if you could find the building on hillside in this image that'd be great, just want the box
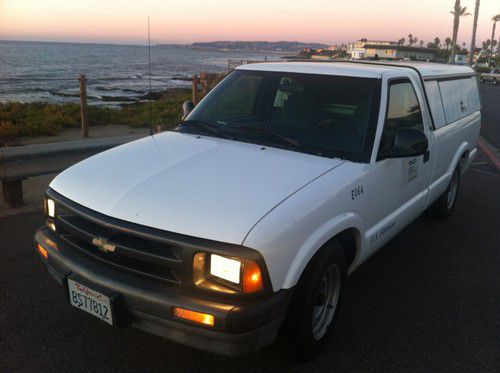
[363,44,437,61]
[347,40,396,59]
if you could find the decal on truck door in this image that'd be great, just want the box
[351,185,364,200]
[401,157,418,187]
[370,221,396,244]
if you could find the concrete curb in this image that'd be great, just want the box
[478,136,500,170]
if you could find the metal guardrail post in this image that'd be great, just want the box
[2,180,23,208]
[192,75,199,104]
[79,74,89,138]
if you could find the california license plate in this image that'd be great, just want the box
[68,279,113,325]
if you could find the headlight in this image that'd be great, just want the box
[210,254,241,284]
[44,197,56,231]
[193,253,264,294]
[45,198,55,218]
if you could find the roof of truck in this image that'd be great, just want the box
[236,61,475,80]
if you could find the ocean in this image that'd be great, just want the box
[0,40,283,107]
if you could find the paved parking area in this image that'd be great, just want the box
[1,152,499,372]
[479,83,500,149]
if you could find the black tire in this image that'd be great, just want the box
[432,166,460,219]
[280,242,346,361]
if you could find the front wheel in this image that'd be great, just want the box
[280,242,346,360]
[432,166,460,219]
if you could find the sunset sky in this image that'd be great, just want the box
[0,0,498,46]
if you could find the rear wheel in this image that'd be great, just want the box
[432,166,460,219]
[281,242,346,361]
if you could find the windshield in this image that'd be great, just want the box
[181,70,381,162]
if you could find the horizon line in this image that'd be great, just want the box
[0,38,341,47]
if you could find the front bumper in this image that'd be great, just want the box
[35,227,293,356]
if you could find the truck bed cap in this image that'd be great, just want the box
[236,61,475,80]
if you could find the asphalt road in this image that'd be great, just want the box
[1,159,498,372]
[1,92,499,372]
[479,82,500,149]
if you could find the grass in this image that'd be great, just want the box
[0,88,191,138]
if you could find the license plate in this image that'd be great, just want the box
[68,279,113,325]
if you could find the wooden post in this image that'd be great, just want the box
[192,75,199,104]
[2,180,23,208]
[79,74,89,138]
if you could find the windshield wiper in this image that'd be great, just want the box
[228,126,321,156]
[175,120,229,138]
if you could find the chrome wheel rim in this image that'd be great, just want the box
[312,264,341,340]
[447,172,458,209]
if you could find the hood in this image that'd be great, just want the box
[50,132,343,244]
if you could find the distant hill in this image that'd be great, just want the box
[188,41,328,52]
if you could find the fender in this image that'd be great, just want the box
[428,141,470,204]
[281,211,363,289]
[448,142,470,175]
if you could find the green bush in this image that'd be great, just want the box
[0,88,191,138]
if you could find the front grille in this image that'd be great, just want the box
[54,203,183,285]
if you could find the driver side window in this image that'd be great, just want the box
[379,80,423,153]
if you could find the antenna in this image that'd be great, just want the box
[148,16,153,135]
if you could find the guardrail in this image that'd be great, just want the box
[0,135,145,208]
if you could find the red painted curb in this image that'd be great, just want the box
[478,137,500,170]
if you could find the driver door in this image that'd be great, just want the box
[363,78,433,254]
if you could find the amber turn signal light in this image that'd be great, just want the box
[243,260,263,293]
[173,307,214,327]
[37,243,48,260]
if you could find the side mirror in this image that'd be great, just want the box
[381,128,428,159]
[182,101,195,120]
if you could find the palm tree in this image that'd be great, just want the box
[434,37,441,49]
[408,34,414,46]
[489,15,500,67]
[469,0,480,66]
[482,39,491,52]
[450,0,471,63]
[444,37,452,59]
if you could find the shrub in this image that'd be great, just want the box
[0,88,190,138]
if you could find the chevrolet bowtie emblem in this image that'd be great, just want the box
[91,237,116,253]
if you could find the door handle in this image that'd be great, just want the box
[423,150,430,163]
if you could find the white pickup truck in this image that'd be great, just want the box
[35,61,480,360]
